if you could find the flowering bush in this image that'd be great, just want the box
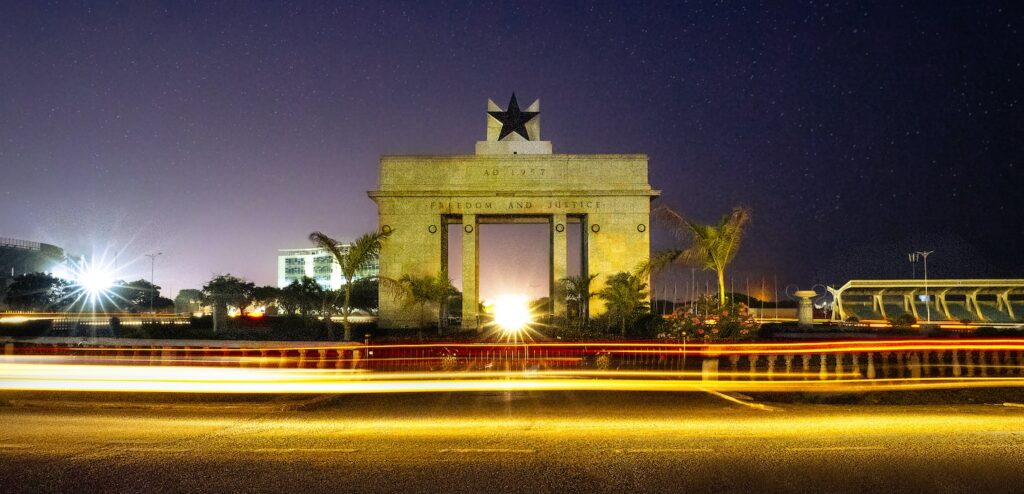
[662,294,759,341]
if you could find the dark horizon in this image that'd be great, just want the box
[2,1,1021,297]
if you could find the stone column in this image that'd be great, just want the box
[701,358,719,381]
[551,214,568,317]
[461,214,480,331]
[795,290,816,328]
[909,353,921,380]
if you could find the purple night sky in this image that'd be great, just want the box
[1,1,1021,299]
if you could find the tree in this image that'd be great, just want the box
[278,282,301,316]
[280,277,322,322]
[348,278,379,314]
[308,229,403,340]
[320,287,347,339]
[175,288,204,314]
[400,270,456,334]
[251,285,282,314]
[117,279,161,311]
[597,272,650,337]
[151,295,175,312]
[557,274,598,320]
[3,273,69,311]
[646,205,752,306]
[201,274,255,329]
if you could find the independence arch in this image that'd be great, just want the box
[369,95,659,330]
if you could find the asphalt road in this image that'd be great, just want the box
[2,391,1024,493]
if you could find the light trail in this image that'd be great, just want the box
[2,358,1024,394]
[23,337,1024,355]
[4,339,1023,395]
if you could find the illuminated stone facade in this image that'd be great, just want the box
[369,96,658,329]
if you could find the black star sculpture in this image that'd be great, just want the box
[488,93,538,140]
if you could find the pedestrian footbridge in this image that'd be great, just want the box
[828,279,1024,326]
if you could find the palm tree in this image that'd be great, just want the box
[597,272,649,336]
[645,205,752,306]
[308,229,401,341]
[400,270,456,335]
[556,274,598,320]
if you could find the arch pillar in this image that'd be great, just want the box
[462,214,480,331]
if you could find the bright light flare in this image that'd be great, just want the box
[77,263,114,302]
[492,294,532,333]
[64,255,124,309]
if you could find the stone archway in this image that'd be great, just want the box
[369,95,659,330]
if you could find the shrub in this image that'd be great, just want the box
[662,294,759,341]
[888,313,917,329]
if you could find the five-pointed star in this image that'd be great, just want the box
[488,93,538,140]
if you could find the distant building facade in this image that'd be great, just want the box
[1,237,72,287]
[276,245,379,290]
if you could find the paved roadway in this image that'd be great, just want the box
[2,391,1024,493]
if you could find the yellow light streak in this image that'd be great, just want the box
[52,339,1024,356]
[0,316,32,324]
[2,359,1023,394]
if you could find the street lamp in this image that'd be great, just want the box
[910,251,934,323]
[146,252,163,312]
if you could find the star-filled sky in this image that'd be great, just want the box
[2,1,1022,299]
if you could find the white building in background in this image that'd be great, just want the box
[276,245,379,290]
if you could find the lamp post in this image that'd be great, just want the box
[146,252,163,312]
[681,331,688,375]
[911,251,934,323]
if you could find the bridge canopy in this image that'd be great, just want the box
[828,279,1024,326]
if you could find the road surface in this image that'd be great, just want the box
[2,391,1024,493]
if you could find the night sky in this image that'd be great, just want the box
[2,1,1022,299]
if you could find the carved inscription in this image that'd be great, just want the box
[429,199,601,212]
[482,166,549,177]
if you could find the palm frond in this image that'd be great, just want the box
[636,249,683,277]
[308,231,349,269]
[714,206,752,267]
[651,205,694,244]
[377,275,409,303]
